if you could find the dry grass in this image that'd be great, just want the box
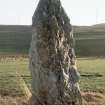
[82,92,105,105]
[0,57,105,105]
[0,96,28,105]
[1,92,105,105]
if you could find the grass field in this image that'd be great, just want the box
[77,57,105,92]
[0,24,105,104]
[0,57,31,96]
[0,24,105,56]
[0,57,105,96]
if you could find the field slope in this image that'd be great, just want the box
[0,24,105,56]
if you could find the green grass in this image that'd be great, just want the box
[77,57,105,92]
[75,39,105,56]
[0,25,31,54]
[0,32,31,53]
[0,25,105,56]
[0,58,31,96]
[0,57,105,96]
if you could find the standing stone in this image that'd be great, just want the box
[29,0,82,105]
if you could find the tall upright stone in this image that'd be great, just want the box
[29,0,82,105]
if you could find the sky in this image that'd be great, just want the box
[0,0,105,26]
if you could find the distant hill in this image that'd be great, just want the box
[73,23,105,33]
[0,25,31,54]
[92,23,105,28]
[0,25,31,33]
[0,23,105,56]
[73,23,105,56]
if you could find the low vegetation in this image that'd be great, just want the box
[0,57,105,96]
[0,24,105,56]
[0,57,105,105]
[0,24,105,104]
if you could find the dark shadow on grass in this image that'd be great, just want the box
[81,73,103,77]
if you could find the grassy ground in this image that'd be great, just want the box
[77,57,105,92]
[0,57,105,96]
[0,57,105,105]
[0,25,105,56]
[0,57,31,96]
[1,25,105,104]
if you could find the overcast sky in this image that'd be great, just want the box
[0,0,105,26]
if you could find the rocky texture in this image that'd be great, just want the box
[29,0,82,105]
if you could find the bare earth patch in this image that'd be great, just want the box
[0,96,28,105]
[82,92,105,105]
[1,92,105,105]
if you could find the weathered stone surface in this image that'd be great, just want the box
[29,0,82,105]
